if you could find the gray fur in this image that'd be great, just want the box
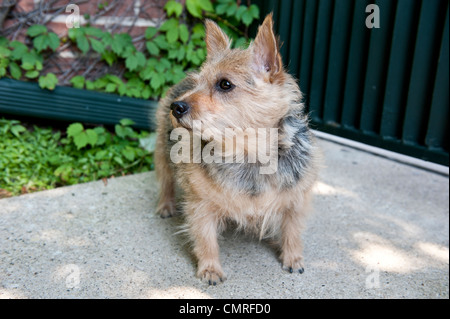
[199,108,313,196]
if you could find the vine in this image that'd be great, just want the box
[0,0,260,100]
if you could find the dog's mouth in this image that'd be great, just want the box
[170,112,192,130]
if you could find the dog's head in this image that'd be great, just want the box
[169,14,301,137]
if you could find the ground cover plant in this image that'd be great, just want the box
[0,118,155,198]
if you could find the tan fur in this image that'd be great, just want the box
[154,14,319,284]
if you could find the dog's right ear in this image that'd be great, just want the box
[205,19,231,57]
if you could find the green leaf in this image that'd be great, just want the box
[115,124,126,138]
[25,70,39,79]
[164,0,183,17]
[20,52,37,70]
[9,62,21,80]
[166,27,179,44]
[235,5,247,20]
[9,41,28,60]
[73,132,88,149]
[125,54,138,71]
[105,83,116,93]
[179,24,189,44]
[153,35,169,50]
[76,33,90,53]
[140,64,155,81]
[27,25,48,37]
[101,50,116,65]
[142,85,151,99]
[121,146,135,161]
[95,150,108,160]
[176,46,186,61]
[111,33,133,57]
[84,27,104,38]
[85,80,95,90]
[67,27,79,41]
[70,75,85,89]
[186,0,202,18]
[150,72,165,90]
[146,41,160,56]
[89,38,105,53]
[67,123,84,137]
[145,26,158,40]
[105,74,122,85]
[226,2,238,16]
[160,18,178,32]
[242,10,254,26]
[215,3,228,15]
[94,77,108,89]
[48,32,60,51]
[11,125,26,138]
[135,51,146,68]
[113,156,124,166]
[38,73,58,90]
[0,66,6,77]
[101,32,113,47]
[191,23,205,39]
[0,46,11,58]
[118,83,127,96]
[33,34,49,52]
[120,119,135,126]
[249,4,260,18]
[199,0,213,12]
[85,129,98,147]
[233,37,248,49]
[54,164,73,180]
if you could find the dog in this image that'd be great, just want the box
[154,13,319,285]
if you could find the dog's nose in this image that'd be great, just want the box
[170,101,190,119]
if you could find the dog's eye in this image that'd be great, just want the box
[217,79,234,92]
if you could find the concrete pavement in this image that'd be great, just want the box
[0,138,448,298]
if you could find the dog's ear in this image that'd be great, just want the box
[205,19,231,57]
[251,13,284,80]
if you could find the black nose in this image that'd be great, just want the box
[170,101,190,119]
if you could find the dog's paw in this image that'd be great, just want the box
[282,257,305,274]
[157,202,178,219]
[197,268,227,286]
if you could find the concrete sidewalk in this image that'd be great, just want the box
[0,139,448,299]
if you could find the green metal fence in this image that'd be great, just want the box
[254,0,449,166]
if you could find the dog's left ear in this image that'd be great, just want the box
[205,19,231,57]
[251,13,283,80]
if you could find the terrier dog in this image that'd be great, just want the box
[155,14,319,285]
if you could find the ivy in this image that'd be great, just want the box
[27,24,60,52]
[38,73,58,90]
[1,24,57,90]
[0,0,261,99]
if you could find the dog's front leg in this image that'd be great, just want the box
[279,192,311,274]
[186,205,226,285]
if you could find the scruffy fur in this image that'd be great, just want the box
[155,14,319,285]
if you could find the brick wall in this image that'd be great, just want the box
[3,0,167,38]
[1,0,168,84]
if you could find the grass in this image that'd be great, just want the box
[0,118,155,198]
